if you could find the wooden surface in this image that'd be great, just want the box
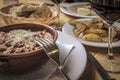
[85,46,120,80]
[48,2,120,80]
[0,0,120,80]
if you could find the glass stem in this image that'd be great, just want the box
[58,4,61,29]
[55,3,61,30]
[107,24,114,60]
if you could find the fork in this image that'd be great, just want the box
[34,38,69,80]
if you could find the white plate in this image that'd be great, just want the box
[0,31,87,80]
[60,2,98,18]
[62,19,120,48]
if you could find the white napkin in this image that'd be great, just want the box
[56,41,74,66]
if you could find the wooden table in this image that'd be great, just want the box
[0,0,120,80]
[59,8,120,80]
[49,2,120,80]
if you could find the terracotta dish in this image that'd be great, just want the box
[0,23,58,73]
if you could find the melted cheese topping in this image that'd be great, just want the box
[0,29,53,54]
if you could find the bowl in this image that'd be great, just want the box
[0,23,58,73]
[0,3,58,25]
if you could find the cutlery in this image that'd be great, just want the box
[35,38,74,80]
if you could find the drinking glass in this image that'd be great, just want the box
[113,19,120,31]
[105,19,120,73]
[89,0,120,73]
[52,0,66,30]
[42,0,66,30]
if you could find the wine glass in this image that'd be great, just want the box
[43,0,66,30]
[89,0,120,73]
[113,19,120,31]
[52,0,66,30]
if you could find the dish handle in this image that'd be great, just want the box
[0,57,9,65]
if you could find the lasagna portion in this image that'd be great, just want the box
[0,29,53,54]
